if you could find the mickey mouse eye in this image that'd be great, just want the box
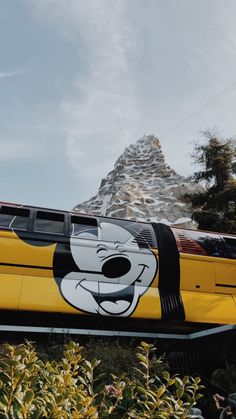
[116,244,126,253]
[96,247,108,254]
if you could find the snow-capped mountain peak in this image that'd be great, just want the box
[73,135,200,226]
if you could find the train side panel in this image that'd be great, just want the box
[0,202,235,329]
[173,228,236,325]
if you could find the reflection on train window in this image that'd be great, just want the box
[99,219,134,244]
[35,211,64,235]
[0,206,30,230]
[224,237,236,259]
[185,230,228,258]
[71,216,98,239]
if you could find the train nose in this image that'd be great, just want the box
[102,257,131,278]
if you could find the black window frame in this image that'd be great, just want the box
[33,210,67,236]
[0,205,31,231]
[70,214,98,240]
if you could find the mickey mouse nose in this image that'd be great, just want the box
[102,257,131,278]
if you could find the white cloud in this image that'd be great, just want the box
[31,0,236,200]
[217,1,236,50]
[0,138,40,161]
[32,0,142,182]
[0,71,20,80]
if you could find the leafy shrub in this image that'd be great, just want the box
[83,338,137,378]
[0,340,204,418]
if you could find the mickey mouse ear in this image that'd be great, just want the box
[73,232,97,240]
[100,222,132,243]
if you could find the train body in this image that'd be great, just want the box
[0,202,235,328]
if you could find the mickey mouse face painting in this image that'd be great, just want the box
[59,221,158,317]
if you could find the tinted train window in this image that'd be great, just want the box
[0,206,29,230]
[35,211,64,235]
[224,237,236,259]
[185,230,229,258]
[71,216,98,239]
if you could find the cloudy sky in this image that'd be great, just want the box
[1,0,236,210]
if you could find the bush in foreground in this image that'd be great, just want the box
[0,340,204,418]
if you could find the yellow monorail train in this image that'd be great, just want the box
[0,202,235,327]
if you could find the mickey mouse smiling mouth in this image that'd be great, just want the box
[77,263,149,316]
[59,222,158,317]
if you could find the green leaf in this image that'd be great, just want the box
[136,354,148,364]
[156,386,166,398]
[12,396,23,411]
[0,394,9,407]
[162,371,170,381]
[0,372,10,384]
[167,378,176,386]
[24,389,34,404]
[145,391,156,404]
[194,376,201,384]
[85,371,92,382]
[176,386,184,399]
[195,393,204,400]
[84,360,92,369]
[182,375,189,385]
[77,376,87,386]
[175,377,183,387]
[91,358,100,368]
[0,362,9,370]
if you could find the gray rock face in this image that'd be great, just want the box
[74,135,200,225]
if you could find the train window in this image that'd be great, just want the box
[71,215,98,239]
[35,211,64,235]
[224,237,236,259]
[0,206,29,230]
[185,230,229,258]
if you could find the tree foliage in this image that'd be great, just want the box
[185,131,236,233]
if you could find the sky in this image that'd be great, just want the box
[1,0,236,211]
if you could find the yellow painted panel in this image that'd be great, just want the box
[180,255,215,292]
[0,231,56,267]
[182,290,236,324]
[179,253,216,262]
[233,296,236,306]
[0,274,22,309]
[214,259,236,293]
[0,265,52,278]
[151,249,159,288]
[132,287,161,319]
[20,274,81,314]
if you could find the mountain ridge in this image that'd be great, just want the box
[74,135,200,227]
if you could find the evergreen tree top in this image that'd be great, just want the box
[185,131,236,234]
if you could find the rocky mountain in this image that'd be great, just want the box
[73,135,201,226]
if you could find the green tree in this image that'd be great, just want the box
[185,131,236,234]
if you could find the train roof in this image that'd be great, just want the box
[0,201,235,237]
